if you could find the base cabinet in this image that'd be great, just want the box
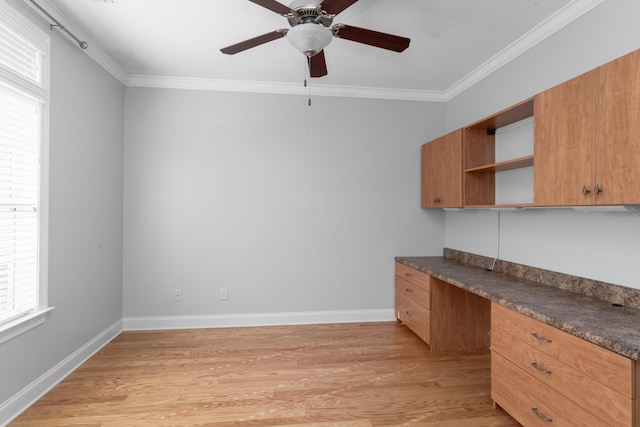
[491,302,637,427]
[395,262,431,344]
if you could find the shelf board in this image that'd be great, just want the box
[467,98,534,130]
[465,155,534,173]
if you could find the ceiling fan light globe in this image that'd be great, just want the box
[287,23,332,57]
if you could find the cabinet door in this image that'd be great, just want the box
[534,71,596,206]
[421,130,463,208]
[595,49,640,205]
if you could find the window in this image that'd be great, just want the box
[0,2,50,344]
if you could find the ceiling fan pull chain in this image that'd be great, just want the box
[303,55,308,88]
[307,56,312,106]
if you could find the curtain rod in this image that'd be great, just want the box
[26,0,88,49]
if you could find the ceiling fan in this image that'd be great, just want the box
[220,0,411,78]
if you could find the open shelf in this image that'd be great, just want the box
[465,155,534,173]
[464,99,535,207]
[467,99,534,130]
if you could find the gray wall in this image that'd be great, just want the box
[444,0,640,288]
[123,89,445,320]
[0,0,124,409]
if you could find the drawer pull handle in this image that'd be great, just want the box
[405,273,413,278]
[531,362,552,374]
[405,288,413,293]
[531,333,552,343]
[532,408,553,422]
[404,310,413,317]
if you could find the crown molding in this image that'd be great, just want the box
[22,0,127,84]
[443,0,605,101]
[125,74,445,102]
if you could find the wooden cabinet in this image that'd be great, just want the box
[421,130,463,208]
[395,262,431,343]
[491,302,637,427]
[535,49,640,206]
[395,262,490,351]
[534,70,596,206]
[418,48,640,209]
[595,49,640,205]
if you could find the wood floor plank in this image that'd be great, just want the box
[10,322,519,427]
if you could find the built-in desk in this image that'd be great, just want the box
[396,255,640,359]
[395,254,640,427]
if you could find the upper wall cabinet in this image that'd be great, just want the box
[534,70,595,206]
[421,129,463,208]
[535,49,640,206]
[595,49,640,205]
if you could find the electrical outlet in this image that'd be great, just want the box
[220,288,228,300]
[174,289,183,302]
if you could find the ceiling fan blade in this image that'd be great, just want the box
[249,0,292,15]
[309,50,328,78]
[333,24,410,52]
[220,30,288,55]
[321,0,359,15]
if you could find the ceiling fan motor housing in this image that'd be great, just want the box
[286,3,334,28]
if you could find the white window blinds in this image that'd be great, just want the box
[0,87,40,324]
[0,3,47,327]
[0,22,41,85]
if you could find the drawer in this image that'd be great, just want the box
[492,352,609,427]
[492,302,633,398]
[492,326,633,427]
[396,289,430,344]
[395,276,430,309]
[395,262,430,291]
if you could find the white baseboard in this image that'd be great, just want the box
[124,309,396,331]
[0,319,123,427]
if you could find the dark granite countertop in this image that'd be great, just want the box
[396,256,640,360]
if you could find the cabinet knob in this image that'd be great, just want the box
[582,185,591,198]
[532,408,553,422]
[594,183,603,198]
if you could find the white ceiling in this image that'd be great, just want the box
[43,0,599,100]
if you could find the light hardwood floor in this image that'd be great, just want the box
[11,322,519,426]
